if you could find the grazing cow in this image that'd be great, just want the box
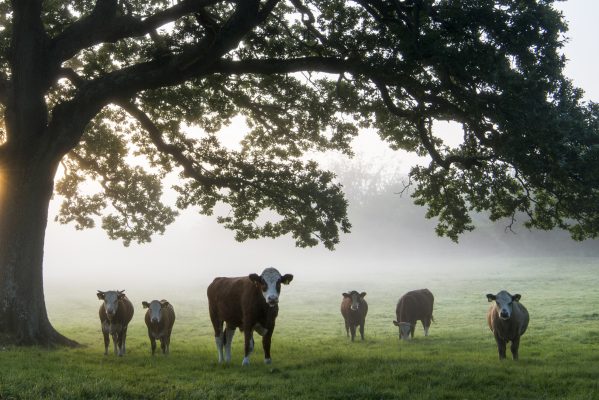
[207,267,293,366]
[340,291,368,341]
[393,288,434,340]
[487,290,529,360]
[97,290,134,356]
[142,299,176,355]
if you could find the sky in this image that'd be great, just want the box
[42,1,599,292]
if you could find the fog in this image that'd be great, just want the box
[43,1,599,296]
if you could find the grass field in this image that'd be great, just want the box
[1,257,599,399]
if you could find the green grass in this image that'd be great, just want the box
[2,257,599,399]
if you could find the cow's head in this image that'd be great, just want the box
[249,267,293,307]
[487,290,521,320]
[97,290,126,321]
[142,300,170,324]
[342,291,366,311]
[392,320,412,340]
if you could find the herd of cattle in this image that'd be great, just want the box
[97,267,530,365]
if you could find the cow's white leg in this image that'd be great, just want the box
[424,326,430,336]
[215,335,224,363]
[249,335,254,354]
[224,328,235,363]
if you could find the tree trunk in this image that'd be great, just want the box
[0,151,77,347]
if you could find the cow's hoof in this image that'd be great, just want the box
[242,357,250,366]
[264,358,272,365]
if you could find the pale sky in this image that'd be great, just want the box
[43,2,599,290]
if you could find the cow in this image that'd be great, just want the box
[340,291,368,341]
[142,299,176,355]
[97,290,134,356]
[392,288,434,340]
[207,267,293,366]
[486,290,529,360]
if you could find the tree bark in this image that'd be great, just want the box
[0,150,77,346]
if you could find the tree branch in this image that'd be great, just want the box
[50,0,223,64]
[115,99,219,187]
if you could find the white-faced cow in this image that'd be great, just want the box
[97,290,134,356]
[207,267,293,366]
[393,288,434,340]
[142,299,176,355]
[340,291,368,341]
[486,290,529,360]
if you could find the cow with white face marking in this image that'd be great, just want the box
[393,289,434,340]
[340,291,368,341]
[97,290,134,356]
[207,267,293,366]
[142,299,176,355]
[487,290,529,360]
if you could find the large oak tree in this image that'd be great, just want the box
[0,0,597,346]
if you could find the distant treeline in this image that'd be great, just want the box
[329,156,599,258]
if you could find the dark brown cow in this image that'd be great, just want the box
[97,290,134,356]
[207,267,293,366]
[340,291,368,341]
[142,299,176,355]
[487,290,529,360]
[393,288,434,340]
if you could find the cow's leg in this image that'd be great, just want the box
[112,332,118,355]
[423,318,431,336]
[349,324,356,342]
[344,319,350,338]
[149,330,157,355]
[224,325,235,363]
[102,324,110,355]
[209,307,225,363]
[510,337,520,360]
[165,331,172,354]
[359,321,365,341]
[121,326,128,355]
[242,328,254,366]
[410,322,416,339]
[263,330,274,364]
[495,336,507,360]
[160,337,167,354]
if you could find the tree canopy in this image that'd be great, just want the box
[1,0,597,248]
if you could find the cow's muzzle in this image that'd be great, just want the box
[499,311,510,320]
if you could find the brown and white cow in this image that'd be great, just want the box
[340,291,368,341]
[97,290,134,356]
[142,299,176,355]
[487,290,529,360]
[207,267,293,366]
[393,288,434,340]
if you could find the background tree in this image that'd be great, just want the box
[0,0,597,346]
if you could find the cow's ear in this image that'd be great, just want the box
[486,294,496,302]
[117,290,126,299]
[393,320,399,326]
[97,291,105,300]
[512,294,522,302]
[142,301,150,309]
[342,292,350,298]
[360,292,367,298]
[249,273,262,284]
[161,301,170,308]
[281,274,293,285]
